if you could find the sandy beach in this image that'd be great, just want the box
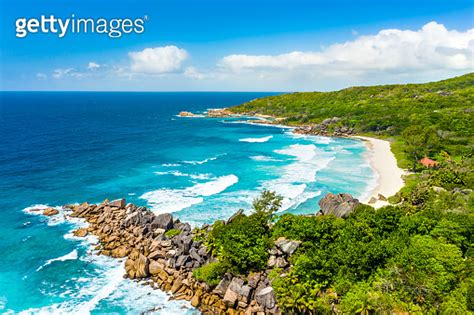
[353,136,405,208]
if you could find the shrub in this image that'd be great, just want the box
[164,228,181,238]
[192,261,227,287]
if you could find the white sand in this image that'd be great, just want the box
[353,136,405,208]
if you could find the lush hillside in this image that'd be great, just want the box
[231,73,474,169]
[188,74,474,313]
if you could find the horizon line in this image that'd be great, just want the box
[0,90,288,93]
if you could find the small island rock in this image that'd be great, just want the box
[43,207,59,216]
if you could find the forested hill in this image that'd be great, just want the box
[230,73,473,168]
[208,73,474,313]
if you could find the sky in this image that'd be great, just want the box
[0,0,473,91]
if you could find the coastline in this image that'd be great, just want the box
[179,110,406,207]
[353,136,405,208]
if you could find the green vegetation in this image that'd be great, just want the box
[193,74,473,313]
[231,73,474,169]
[164,228,181,238]
[192,261,227,287]
[205,191,280,274]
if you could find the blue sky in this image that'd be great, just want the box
[1,0,473,91]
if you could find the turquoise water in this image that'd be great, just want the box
[0,92,375,314]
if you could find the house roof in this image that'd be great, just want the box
[420,157,438,167]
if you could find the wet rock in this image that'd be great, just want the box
[73,228,88,237]
[125,254,150,279]
[178,111,197,117]
[43,207,59,216]
[191,290,202,307]
[111,246,129,258]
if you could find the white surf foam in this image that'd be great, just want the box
[155,170,213,180]
[239,135,273,143]
[261,144,334,211]
[175,114,205,118]
[183,153,226,165]
[141,174,239,214]
[73,261,125,314]
[23,204,68,226]
[36,250,78,272]
[162,163,182,167]
[21,205,194,315]
[250,155,281,162]
[226,120,294,129]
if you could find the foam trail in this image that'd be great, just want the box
[162,163,181,167]
[239,135,273,143]
[250,155,281,162]
[183,153,226,165]
[155,170,213,180]
[141,174,239,214]
[262,144,335,211]
[36,250,78,272]
[73,262,125,314]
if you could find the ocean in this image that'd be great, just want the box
[0,92,376,314]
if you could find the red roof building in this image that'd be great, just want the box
[420,157,439,168]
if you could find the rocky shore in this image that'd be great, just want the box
[179,109,355,138]
[293,117,355,137]
[37,193,359,314]
[178,109,237,118]
[58,199,290,314]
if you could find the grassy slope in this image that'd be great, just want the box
[230,73,474,168]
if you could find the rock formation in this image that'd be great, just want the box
[43,207,59,216]
[318,193,360,218]
[178,111,197,117]
[293,117,355,137]
[206,109,234,118]
[61,199,284,314]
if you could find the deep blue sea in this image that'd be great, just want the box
[0,92,375,314]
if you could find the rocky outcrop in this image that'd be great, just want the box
[73,228,88,237]
[58,200,280,314]
[318,193,360,218]
[43,207,59,216]
[178,111,197,117]
[206,109,234,118]
[294,117,355,137]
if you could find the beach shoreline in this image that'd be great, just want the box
[180,109,406,208]
[352,136,405,208]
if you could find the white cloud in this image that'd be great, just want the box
[52,68,74,79]
[218,22,474,76]
[52,68,86,79]
[36,73,47,80]
[184,67,206,80]
[87,62,100,70]
[129,46,188,74]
